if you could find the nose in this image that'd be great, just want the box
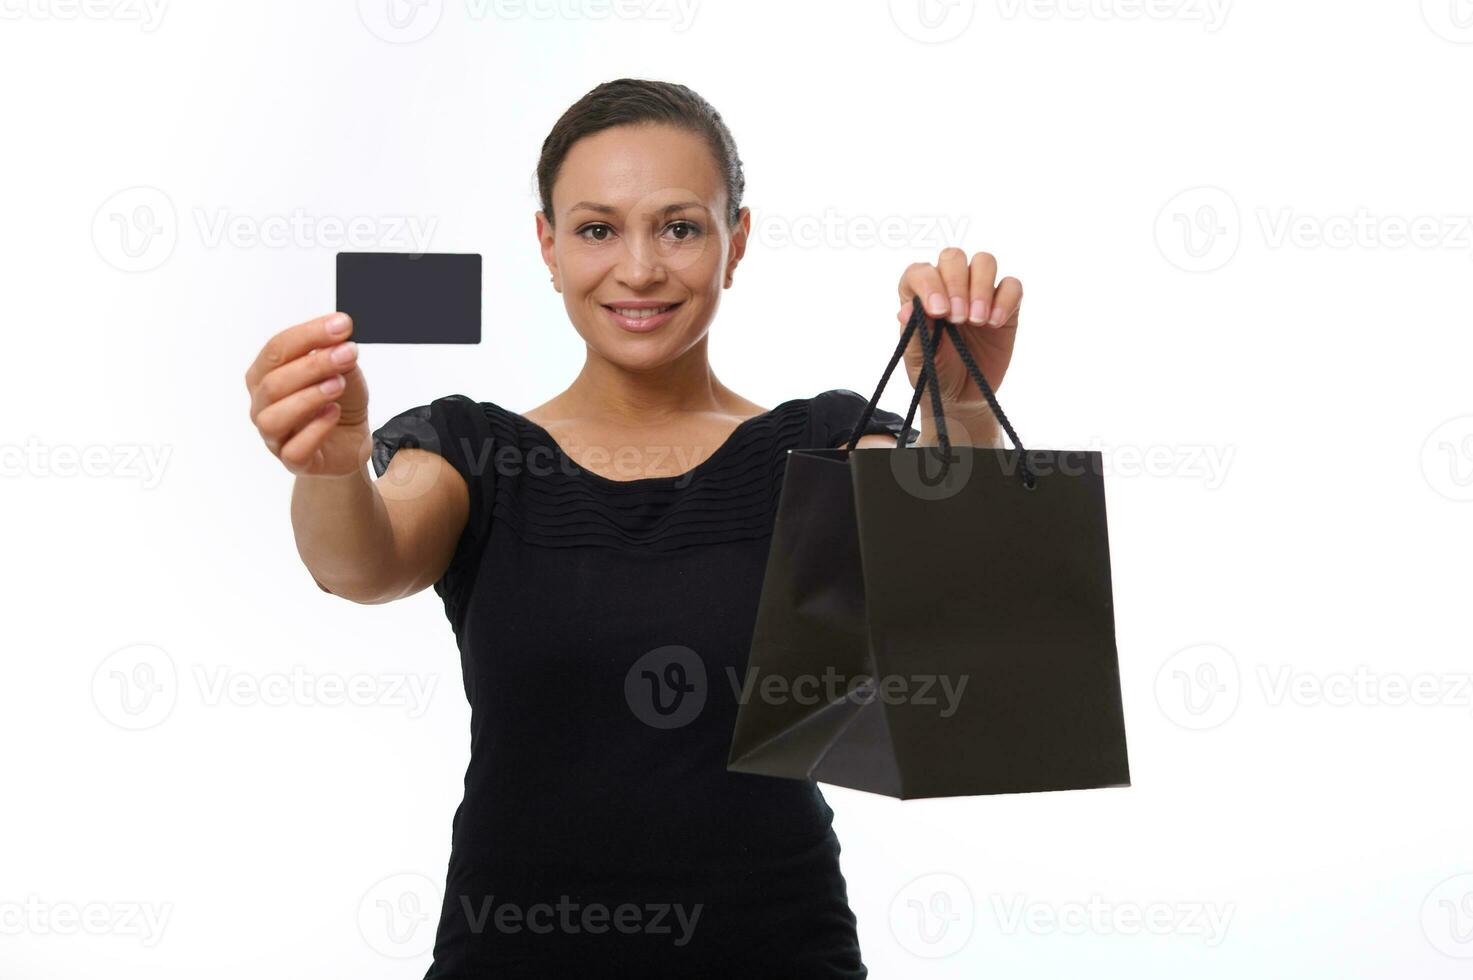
[614,231,669,290]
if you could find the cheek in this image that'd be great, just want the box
[680,245,728,290]
[556,237,614,279]
[559,253,601,290]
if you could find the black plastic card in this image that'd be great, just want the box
[335,252,481,344]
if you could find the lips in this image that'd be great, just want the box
[601,301,683,333]
[603,302,681,318]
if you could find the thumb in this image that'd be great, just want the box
[334,362,370,428]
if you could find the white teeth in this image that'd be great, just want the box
[612,306,672,319]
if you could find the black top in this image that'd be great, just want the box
[370,389,918,979]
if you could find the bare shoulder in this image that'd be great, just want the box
[730,394,769,420]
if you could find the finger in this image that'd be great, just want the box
[936,247,970,324]
[967,252,999,325]
[898,262,949,319]
[255,372,348,453]
[244,312,352,392]
[896,296,930,324]
[277,401,341,475]
[989,276,1023,328]
[251,340,358,417]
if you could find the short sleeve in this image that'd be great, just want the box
[370,393,496,604]
[813,388,921,449]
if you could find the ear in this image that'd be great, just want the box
[536,211,559,290]
[724,206,751,288]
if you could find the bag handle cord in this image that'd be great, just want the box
[845,295,1036,488]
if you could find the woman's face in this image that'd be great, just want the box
[538,123,749,370]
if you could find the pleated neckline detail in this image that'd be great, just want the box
[480,397,815,551]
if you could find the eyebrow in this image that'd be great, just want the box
[566,200,707,217]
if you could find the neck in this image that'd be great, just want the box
[554,335,739,426]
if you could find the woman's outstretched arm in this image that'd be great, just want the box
[246,311,468,604]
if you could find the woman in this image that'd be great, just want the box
[244,78,1022,978]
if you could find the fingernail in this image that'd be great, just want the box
[969,300,987,324]
[325,313,350,336]
[927,292,948,316]
[329,341,357,365]
[987,306,1006,327]
[319,375,344,394]
[949,296,966,324]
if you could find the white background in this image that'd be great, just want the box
[3,0,1472,977]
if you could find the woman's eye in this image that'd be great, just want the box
[575,220,700,243]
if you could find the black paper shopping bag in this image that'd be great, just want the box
[727,297,1130,799]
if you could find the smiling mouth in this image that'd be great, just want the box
[603,302,681,319]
